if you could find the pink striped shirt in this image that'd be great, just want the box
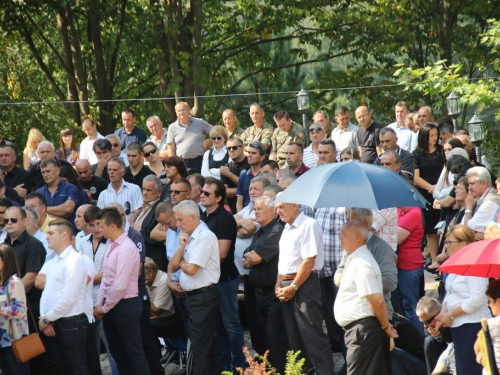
[97,231,140,313]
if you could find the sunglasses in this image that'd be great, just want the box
[3,218,19,224]
[201,190,213,197]
[420,313,438,325]
[227,146,242,151]
[144,149,157,157]
[171,190,189,195]
[309,127,323,133]
[211,136,223,141]
[112,143,120,148]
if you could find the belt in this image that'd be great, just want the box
[184,284,215,297]
[183,156,203,162]
[280,270,318,281]
[56,313,87,323]
[343,316,377,331]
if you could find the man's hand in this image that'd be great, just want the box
[42,323,56,337]
[427,184,436,194]
[465,193,478,211]
[475,232,485,241]
[383,324,398,339]
[94,306,106,320]
[276,286,297,302]
[97,153,111,169]
[179,232,189,248]
[168,280,185,298]
[220,166,230,177]
[14,184,27,198]
[85,189,93,202]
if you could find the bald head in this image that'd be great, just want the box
[75,159,93,182]
[75,204,92,232]
[339,220,369,253]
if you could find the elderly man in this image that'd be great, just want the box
[23,205,53,260]
[275,201,334,374]
[74,204,92,250]
[167,101,212,174]
[335,221,397,374]
[243,196,289,373]
[222,109,244,139]
[36,159,79,228]
[115,108,147,150]
[75,159,108,204]
[187,173,205,205]
[312,109,333,135]
[438,120,454,144]
[25,192,54,233]
[355,106,383,164]
[97,157,143,220]
[464,166,500,239]
[146,116,169,159]
[240,103,274,154]
[270,110,305,167]
[330,106,359,152]
[387,101,412,151]
[80,118,104,165]
[220,137,250,214]
[302,122,326,169]
[0,144,31,198]
[106,134,130,166]
[417,106,435,126]
[236,142,266,212]
[170,200,221,375]
[379,150,408,179]
[375,127,415,180]
[29,141,73,190]
[455,133,474,151]
[124,143,155,188]
[286,142,309,177]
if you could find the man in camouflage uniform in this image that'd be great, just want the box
[240,103,274,154]
[270,110,305,168]
[222,109,245,139]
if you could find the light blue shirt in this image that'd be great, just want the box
[166,227,182,281]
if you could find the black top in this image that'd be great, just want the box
[29,158,73,189]
[91,163,110,182]
[201,204,238,281]
[245,218,283,288]
[220,157,250,214]
[79,175,109,202]
[374,146,415,179]
[5,231,46,303]
[137,201,166,261]
[5,187,21,205]
[208,149,230,169]
[127,226,149,301]
[356,122,382,164]
[413,146,444,202]
[124,165,155,189]
[4,166,31,193]
[159,184,172,203]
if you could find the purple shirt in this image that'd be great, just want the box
[97,231,140,313]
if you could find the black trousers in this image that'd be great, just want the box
[86,323,102,375]
[140,298,164,375]
[344,316,392,375]
[183,156,203,175]
[185,285,220,375]
[424,335,448,374]
[281,274,334,375]
[255,287,290,374]
[243,275,266,355]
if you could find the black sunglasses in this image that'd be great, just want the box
[201,190,213,197]
[420,313,438,325]
[111,143,120,148]
[144,149,157,157]
[171,190,189,195]
[211,136,223,141]
[309,127,323,132]
[3,218,19,224]
[227,146,242,151]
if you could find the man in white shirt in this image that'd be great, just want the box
[302,122,326,169]
[274,201,333,375]
[80,118,104,165]
[387,101,413,152]
[330,106,359,152]
[37,219,90,374]
[75,204,92,251]
[334,221,397,374]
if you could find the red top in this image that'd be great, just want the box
[295,163,310,177]
[397,207,425,270]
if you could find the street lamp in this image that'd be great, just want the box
[446,90,461,130]
[296,88,310,146]
[468,112,485,161]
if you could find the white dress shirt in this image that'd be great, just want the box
[464,189,500,232]
[33,229,55,261]
[201,146,228,180]
[39,246,88,322]
[79,133,104,165]
[387,122,412,152]
[80,234,108,305]
[334,245,383,327]
[80,252,96,323]
[234,203,260,275]
[0,228,7,244]
[331,123,359,152]
[278,212,324,275]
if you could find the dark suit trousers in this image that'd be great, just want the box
[281,274,334,375]
[243,275,267,355]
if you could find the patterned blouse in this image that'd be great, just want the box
[0,275,29,347]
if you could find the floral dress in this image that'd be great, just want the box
[0,275,29,347]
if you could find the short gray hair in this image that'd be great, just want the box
[466,166,491,186]
[37,141,55,152]
[347,207,373,227]
[255,196,274,208]
[280,172,297,185]
[108,157,127,172]
[146,116,162,124]
[264,185,283,196]
[251,176,271,189]
[23,205,39,221]
[260,173,277,185]
[173,200,200,219]
[381,150,401,163]
[416,296,441,317]
[143,175,162,191]
[250,103,264,111]
[105,134,120,142]
[343,220,369,241]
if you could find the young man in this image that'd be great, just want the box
[124,143,155,188]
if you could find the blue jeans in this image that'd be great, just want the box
[0,346,30,375]
[397,267,424,335]
[215,277,246,371]
[52,313,89,375]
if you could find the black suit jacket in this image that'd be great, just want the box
[137,200,166,261]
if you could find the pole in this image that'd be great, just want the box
[302,112,309,146]
[475,145,482,164]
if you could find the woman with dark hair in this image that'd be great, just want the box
[0,244,30,375]
[413,123,444,270]
[160,156,188,201]
[142,141,165,179]
[59,165,90,206]
[56,128,79,166]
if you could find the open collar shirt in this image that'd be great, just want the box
[314,207,345,277]
[97,180,143,220]
[80,233,108,305]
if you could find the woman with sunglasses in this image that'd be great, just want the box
[201,125,229,180]
[160,156,189,201]
[0,244,30,375]
[142,141,166,180]
[437,225,491,375]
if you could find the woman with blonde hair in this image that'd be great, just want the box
[56,128,79,166]
[23,129,45,170]
[201,125,229,180]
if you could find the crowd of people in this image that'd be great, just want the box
[0,100,498,375]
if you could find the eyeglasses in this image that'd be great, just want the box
[112,143,120,148]
[211,136,223,141]
[3,218,19,224]
[309,127,323,133]
[144,149,157,157]
[227,146,242,151]
[201,190,213,197]
[444,240,461,246]
[171,190,189,195]
[420,313,438,325]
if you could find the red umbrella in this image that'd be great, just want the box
[439,238,500,278]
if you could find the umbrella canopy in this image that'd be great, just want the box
[439,238,500,278]
[274,162,428,210]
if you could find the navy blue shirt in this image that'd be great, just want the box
[127,225,149,301]
[114,126,147,150]
[236,169,259,208]
[36,180,79,230]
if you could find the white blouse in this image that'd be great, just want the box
[201,146,228,180]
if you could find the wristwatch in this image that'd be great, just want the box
[41,317,50,325]
[290,283,299,291]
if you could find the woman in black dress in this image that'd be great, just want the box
[413,123,444,270]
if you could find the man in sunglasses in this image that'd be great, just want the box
[106,134,130,167]
[303,122,326,169]
[270,110,305,168]
[124,143,155,189]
